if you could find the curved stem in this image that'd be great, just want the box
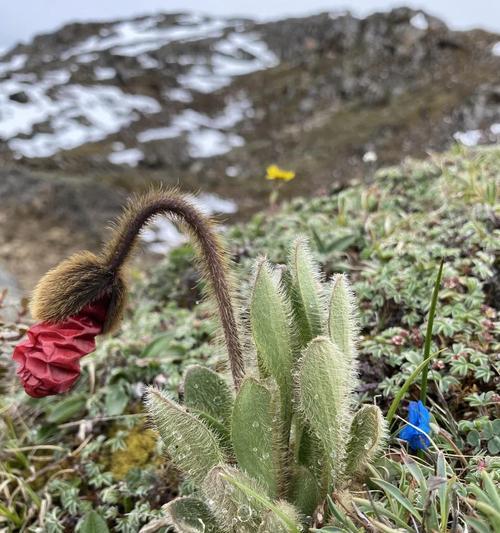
[102,190,244,389]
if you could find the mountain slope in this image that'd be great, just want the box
[1,7,500,287]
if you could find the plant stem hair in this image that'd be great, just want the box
[103,188,245,387]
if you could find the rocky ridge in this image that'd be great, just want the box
[1,7,500,288]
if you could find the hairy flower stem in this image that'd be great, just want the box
[103,189,245,389]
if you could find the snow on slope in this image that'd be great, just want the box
[137,97,252,157]
[0,13,278,160]
[5,83,160,158]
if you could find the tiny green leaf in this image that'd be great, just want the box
[79,511,110,533]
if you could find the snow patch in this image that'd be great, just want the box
[0,54,27,76]
[195,192,238,214]
[490,123,500,135]
[78,53,99,64]
[178,65,230,94]
[188,129,244,158]
[44,70,71,85]
[225,165,240,177]
[453,130,482,147]
[165,87,193,103]
[492,42,500,57]
[410,13,429,31]
[62,16,226,60]
[94,66,116,80]
[179,32,278,94]
[137,97,252,157]
[5,84,160,157]
[137,54,160,69]
[12,73,37,83]
[138,126,178,143]
[108,147,143,166]
[362,150,377,163]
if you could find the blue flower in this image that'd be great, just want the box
[399,400,431,451]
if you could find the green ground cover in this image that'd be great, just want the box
[1,145,498,532]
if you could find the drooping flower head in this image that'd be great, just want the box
[12,188,246,397]
[399,400,431,451]
[11,250,126,399]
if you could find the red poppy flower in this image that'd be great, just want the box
[12,299,108,398]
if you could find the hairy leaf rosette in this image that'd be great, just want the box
[12,299,108,398]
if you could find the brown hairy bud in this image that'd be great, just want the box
[30,251,126,334]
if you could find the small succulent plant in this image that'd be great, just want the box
[146,236,387,532]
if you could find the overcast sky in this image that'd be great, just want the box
[1,1,499,50]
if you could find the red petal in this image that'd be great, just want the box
[12,298,108,397]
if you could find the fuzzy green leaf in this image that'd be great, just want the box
[296,425,329,495]
[345,404,386,477]
[231,378,282,497]
[184,365,233,442]
[250,259,294,426]
[328,274,358,368]
[202,466,268,533]
[257,501,302,533]
[204,466,302,533]
[288,237,325,345]
[165,497,220,533]
[289,464,321,517]
[296,337,351,483]
[144,387,225,485]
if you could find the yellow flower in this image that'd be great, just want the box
[265,164,296,182]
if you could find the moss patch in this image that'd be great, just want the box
[110,427,158,480]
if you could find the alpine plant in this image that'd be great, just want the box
[12,189,387,531]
